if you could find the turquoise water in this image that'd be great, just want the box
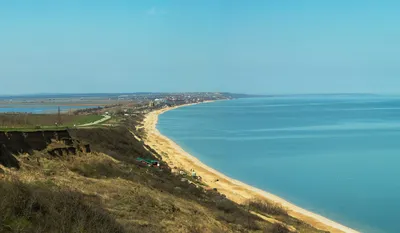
[158,96,400,233]
[0,105,100,113]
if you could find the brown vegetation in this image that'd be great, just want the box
[246,199,288,216]
[0,179,124,233]
[0,125,328,232]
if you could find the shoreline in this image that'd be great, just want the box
[142,101,358,233]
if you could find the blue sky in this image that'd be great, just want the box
[1,1,400,94]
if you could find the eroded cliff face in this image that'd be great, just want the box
[0,145,19,168]
[0,130,90,168]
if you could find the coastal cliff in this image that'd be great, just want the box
[0,125,328,233]
[0,130,90,169]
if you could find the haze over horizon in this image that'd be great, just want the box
[1,1,400,95]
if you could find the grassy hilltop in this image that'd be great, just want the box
[0,113,104,131]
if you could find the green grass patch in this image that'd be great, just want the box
[0,114,104,131]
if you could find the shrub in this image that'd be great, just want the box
[246,199,288,216]
[70,161,127,179]
[271,223,290,233]
[0,179,125,233]
[216,199,238,213]
[71,127,158,163]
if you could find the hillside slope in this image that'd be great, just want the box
[0,126,327,233]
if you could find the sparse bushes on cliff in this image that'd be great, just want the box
[71,127,157,163]
[0,124,327,233]
[271,223,291,233]
[70,161,129,179]
[0,179,124,233]
[246,199,288,216]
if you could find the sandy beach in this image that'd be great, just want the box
[142,102,359,233]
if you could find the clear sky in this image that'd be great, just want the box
[1,1,400,95]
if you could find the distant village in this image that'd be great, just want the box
[57,92,235,117]
[0,92,248,122]
[106,92,232,116]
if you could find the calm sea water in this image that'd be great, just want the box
[158,96,400,233]
[0,105,100,113]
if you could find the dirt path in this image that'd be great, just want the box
[79,115,111,127]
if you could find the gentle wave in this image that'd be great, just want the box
[173,132,400,141]
[228,122,400,133]
[327,107,400,111]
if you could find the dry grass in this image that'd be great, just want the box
[271,223,292,233]
[65,153,265,232]
[2,154,235,232]
[246,199,288,216]
[0,178,124,233]
[0,126,329,233]
[245,199,329,233]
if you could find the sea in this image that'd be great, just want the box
[157,95,400,233]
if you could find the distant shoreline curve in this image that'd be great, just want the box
[142,100,359,233]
